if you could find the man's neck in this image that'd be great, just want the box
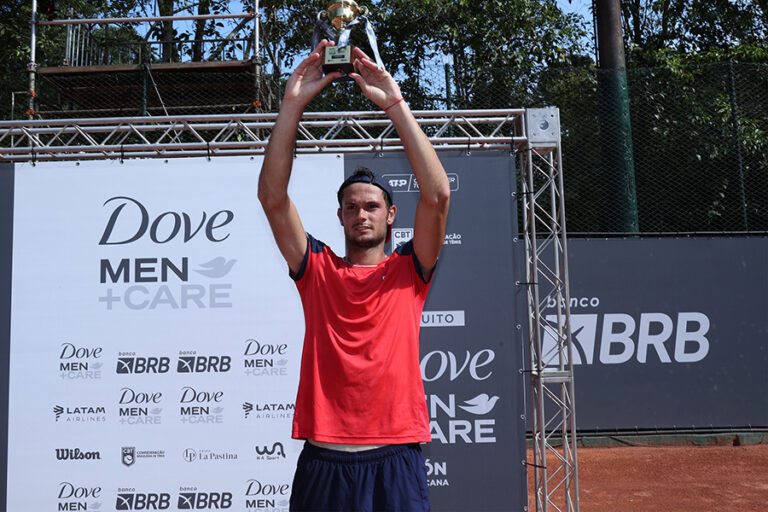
[345,245,387,266]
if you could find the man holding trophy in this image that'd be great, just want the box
[258,3,450,510]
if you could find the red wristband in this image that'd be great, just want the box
[383,97,405,112]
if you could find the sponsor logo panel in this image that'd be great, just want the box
[177,487,233,510]
[57,481,102,511]
[541,295,711,365]
[179,386,225,424]
[183,448,238,463]
[118,387,163,425]
[97,196,237,311]
[243,339,289,377]
[115,489,171,510]
[53,404,106,424]
[254,442,287,461]
[242,401,294,421]
[421,348,500,444]
[121,447,166,467]
[244,479,290,512]
[55,448,101,461]
[59,342,103,380]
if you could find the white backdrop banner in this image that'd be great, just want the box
[6,152,529,511]
[8,155,344,511]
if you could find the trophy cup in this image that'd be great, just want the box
[313,1,385,78]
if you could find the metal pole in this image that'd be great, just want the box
[595,0,639,232]
[727,60,749,231]
[28,0,39,119]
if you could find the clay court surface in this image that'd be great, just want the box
[528,444,768,511]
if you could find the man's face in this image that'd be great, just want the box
[337,182,396,249]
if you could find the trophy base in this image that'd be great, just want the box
[323,45,355,80]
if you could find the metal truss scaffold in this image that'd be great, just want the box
[0,109,525,162]
[520,109,580,512]
[0,107,579,512]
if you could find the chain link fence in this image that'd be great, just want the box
[10,21,768,234]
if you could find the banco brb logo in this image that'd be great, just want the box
[542,312,710,365]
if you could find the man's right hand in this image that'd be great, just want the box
[283,40,344,110]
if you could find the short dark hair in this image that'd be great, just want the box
[337,167,394,208]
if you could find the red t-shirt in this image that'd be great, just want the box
[291,234,432,444]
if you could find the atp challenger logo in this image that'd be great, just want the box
[542,296,711,365]
[243,339,288,377]
[59,342,103,380]
[384,173,459,193]
[97,196,236,311]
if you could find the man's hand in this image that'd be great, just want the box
[349,47,403,110]
[283,40,343,109]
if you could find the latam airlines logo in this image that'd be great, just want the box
[542,297,711,365]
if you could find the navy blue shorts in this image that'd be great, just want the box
[289,442,430,512]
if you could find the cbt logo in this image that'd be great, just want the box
[179,386,224,424]
[116,353,170,374]
[115,489,170,510]
[177,351,231,373]
[244,339,288,377]
[542,312,711,365]
[59,342,103,380]
[177,489,233,510]
[58,481,102,511]
[118,387,162,425]
[244,479,290,511]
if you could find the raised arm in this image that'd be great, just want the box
[258,41,342,274]
[349,48,451,279]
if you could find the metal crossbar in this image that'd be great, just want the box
[0,110,525,161]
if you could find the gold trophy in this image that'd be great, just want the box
[313,1,384,78]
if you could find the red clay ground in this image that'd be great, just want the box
[528,444,768,511]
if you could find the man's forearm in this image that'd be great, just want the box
[258,102,304,208]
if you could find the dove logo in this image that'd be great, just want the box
[118,387,163,425]
[179,387,224,424]
[427,393,499,444]
[58,482,102,510]
[99,196,233,245]
[541,312,711,366]
[244,479,290,510]
[177,492,232,509]
[115,492,171,510]
[421,349,494,382]
[59,342,103,380]
[244,340,289,377]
